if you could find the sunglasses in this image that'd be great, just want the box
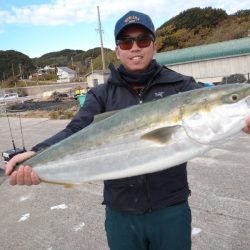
[116,34,155,50]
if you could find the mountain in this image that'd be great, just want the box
[1,7,250,82]
[0,50,35,81]
[32,47,113,74]
[156,7,250,51]
[0,47,114,82]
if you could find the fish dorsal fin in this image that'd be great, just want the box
[93,110,119,123]
[141,125,181,145]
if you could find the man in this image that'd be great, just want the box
[6,10,250,250]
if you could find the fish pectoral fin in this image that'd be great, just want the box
[141,125,181,145]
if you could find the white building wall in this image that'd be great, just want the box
[87,73,102,88]
[57,68,76,83]
[87,72,109,87]
[167,54,250,83]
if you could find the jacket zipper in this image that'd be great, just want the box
[130,90,153,211]
[140,66,163,100]
[124,66,164,105]
[138,92,143,104]
[145,175,152,212]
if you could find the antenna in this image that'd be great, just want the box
[5,110,16,151]
[18,112,26,151]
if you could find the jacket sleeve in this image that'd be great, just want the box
[179,75,202,92]
[31,85,107,152]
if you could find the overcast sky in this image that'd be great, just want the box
[0,0,250,58]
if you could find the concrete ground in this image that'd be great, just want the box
[0,117,249,250]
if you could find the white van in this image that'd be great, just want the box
[0,93,18,103]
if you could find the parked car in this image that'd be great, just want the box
[0,93,19,103]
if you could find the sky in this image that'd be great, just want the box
[0,0,250,58]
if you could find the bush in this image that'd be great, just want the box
[221,74,247,84]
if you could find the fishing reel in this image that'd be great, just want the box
[2,110,26,163]
[2,148,26,163]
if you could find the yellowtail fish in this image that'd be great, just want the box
[18,83,250,185]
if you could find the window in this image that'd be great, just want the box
[93,79,98,86]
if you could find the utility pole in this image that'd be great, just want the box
[97,6,106,71]
[90,58,94,74]
[19,63,22,80]
[12,64,15,78]
[12,63,17,89]
[90,58,94,86]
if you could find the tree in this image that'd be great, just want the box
[160,7,228,31]
[0,50,35,82]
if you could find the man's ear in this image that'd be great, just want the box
[115,46,120,60]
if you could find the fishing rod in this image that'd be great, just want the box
[2,109,26,163]
[18,112,26,152]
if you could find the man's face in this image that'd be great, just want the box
[115,25,157,73]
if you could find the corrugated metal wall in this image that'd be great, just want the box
[166,54,250,83]
[154,37,250,83]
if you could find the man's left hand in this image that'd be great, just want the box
[243,116,250,134]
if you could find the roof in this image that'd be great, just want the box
[57,66,76,74]
[85,69,110,77]
[154,37,250,65]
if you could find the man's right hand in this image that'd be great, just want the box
[5,151,41,186]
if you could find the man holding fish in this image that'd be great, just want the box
[5,10,250,250]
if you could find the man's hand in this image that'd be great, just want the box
[243,116,250,134]
[5,151,41,186]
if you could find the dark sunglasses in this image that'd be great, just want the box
[116,34,155,50]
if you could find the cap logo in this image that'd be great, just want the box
[124,15,140,24]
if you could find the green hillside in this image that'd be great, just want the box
[156,7,250,51]
[0,50,35,81]
[32,47,113,74]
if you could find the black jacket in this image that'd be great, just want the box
[32,62,200,213]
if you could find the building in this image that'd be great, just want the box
[57,67,77,83]
[154,37,250,83]
[44,65,55,72]
[29,65,56,79]
[86,70,110,87]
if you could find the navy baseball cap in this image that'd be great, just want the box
[114,10,155,40]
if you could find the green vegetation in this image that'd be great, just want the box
[31,47,113,71]
[1,7,250,87]
[0,50,35,83]
[221,74,250,84]
[48,109,77,119]
[156,7,250,51]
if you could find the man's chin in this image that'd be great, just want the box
[127,63,147,72]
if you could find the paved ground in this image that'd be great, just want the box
[0,117,249,250]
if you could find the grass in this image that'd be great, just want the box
[48,109,77,119]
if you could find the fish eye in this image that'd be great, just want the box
[231,94,238,101]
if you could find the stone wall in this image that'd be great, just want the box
[0,82,87,97]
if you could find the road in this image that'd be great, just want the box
[0,117,249,250]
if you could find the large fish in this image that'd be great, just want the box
[18,83,250,185]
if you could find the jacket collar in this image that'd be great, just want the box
[107,62,186,86]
